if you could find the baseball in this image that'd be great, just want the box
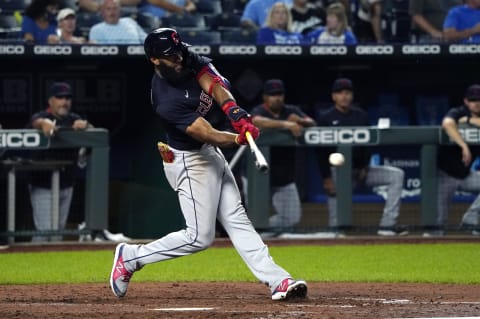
[329,153,345,166]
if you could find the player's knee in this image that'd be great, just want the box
[192,231,215,250]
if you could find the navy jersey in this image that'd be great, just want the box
[316,105,370,177]
[27,110,84,188]
[438,105,480,179]
[251,104,307,187]
[151,69,228,151]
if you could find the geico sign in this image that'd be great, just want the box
[219,45,257,55]
[81,46,119,55]
[190,46,211,55]
[310,45,347,55]
[355,45,394,55]
[402,45,440,54]
[449,45,480,54]
[127,45,145,55]
[0,45,25,55]
[34,45,72,55]
[459,128,480,143]
[265,45,302,55]
[0,132,41,148]
[304,129,371,144]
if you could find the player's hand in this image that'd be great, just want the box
[235,121,259,145]
[41,118,56,137]
[73,119,89,130]
[461,144,472,166]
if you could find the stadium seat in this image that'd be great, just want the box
[221,28,257,44]
[121,5,139,18]
[0,0,30,14]
[75,12,102,38]
[136,12,159,32]
[0,13,20,39]
[415,95,449,125]
[180,30,221,44]
[195,0,222,16]
[222,0,249,15]
[161,13,206,31]
[382,0,410,43]
[206,12,241,31]
[59,0,78,10]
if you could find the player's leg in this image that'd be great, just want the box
[216,160,306,299]
[365,165,404,228]
[29,186,52,242]
[51,187,74,241]
[270,183,301,228]
[434,170,458,233]
[458,171,480,228]
[327,167,338,227]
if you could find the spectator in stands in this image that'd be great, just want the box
[409,0,462,43]
[48,8,87,44]
[27,82,93,242]
[78,0,141,12]
[241,0,293,30]
[305,2,357,44]
[256,2,304,44]
[138,0,196,18]
[353,0,383,43]
[443,0,480,44]
[291,0,326,35]
[250,79,316,230]
[21,0,60,44]
[316,78,406,236]
[89,0,147,44]
[427,84,480,237]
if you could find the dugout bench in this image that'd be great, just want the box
[245,126,477,230]
[0,129,109,243]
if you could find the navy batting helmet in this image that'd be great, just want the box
[144,27,189,59]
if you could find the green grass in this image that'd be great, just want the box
[0,243,479,285]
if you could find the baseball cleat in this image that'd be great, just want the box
[271,278,307,301]
[377,226,409,236]
[110,243,134,297]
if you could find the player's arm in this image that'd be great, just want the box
[186,117,239,147]
[252,115,303,137]
[32,117,56,137]
[442,116,471,165]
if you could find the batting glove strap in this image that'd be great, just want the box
[235,122,259,145]
[221,100,249,122]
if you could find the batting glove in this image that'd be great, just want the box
[235,121,260,145]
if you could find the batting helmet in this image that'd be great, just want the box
[144,27,190,59]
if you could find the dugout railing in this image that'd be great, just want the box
[0,128,109,243]
[245,126,477,232]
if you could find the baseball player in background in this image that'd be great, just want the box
[429,84,480,236]
[109,28,307,301]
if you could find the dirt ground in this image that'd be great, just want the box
[1,237,479,319]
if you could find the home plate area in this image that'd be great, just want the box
[1,282,479,319]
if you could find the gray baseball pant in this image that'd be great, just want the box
[328,165,404,227]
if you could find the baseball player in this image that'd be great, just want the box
[429,84,480,236]
[109,28,307,301]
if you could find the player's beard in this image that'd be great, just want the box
[157,63,191,86]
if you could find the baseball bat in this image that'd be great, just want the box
[245,131,269,173]
[228,144,247,170]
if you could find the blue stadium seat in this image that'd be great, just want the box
[415,95,449,125]
[161,13,206,31]
[195,0,222,16]
[75,12,102,38]
[221,28,257,44]
[0,13,20,39]
[0,0,30,14]
[222,0,248,15]
[206,12,241,31]
[59,0,78,10]
[136,12,159,32]
[180,30,221,44]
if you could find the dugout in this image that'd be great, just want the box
[1,43,480,238]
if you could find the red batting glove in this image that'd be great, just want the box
[235,122,259,145]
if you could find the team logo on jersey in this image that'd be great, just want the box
[196,91,213,116]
